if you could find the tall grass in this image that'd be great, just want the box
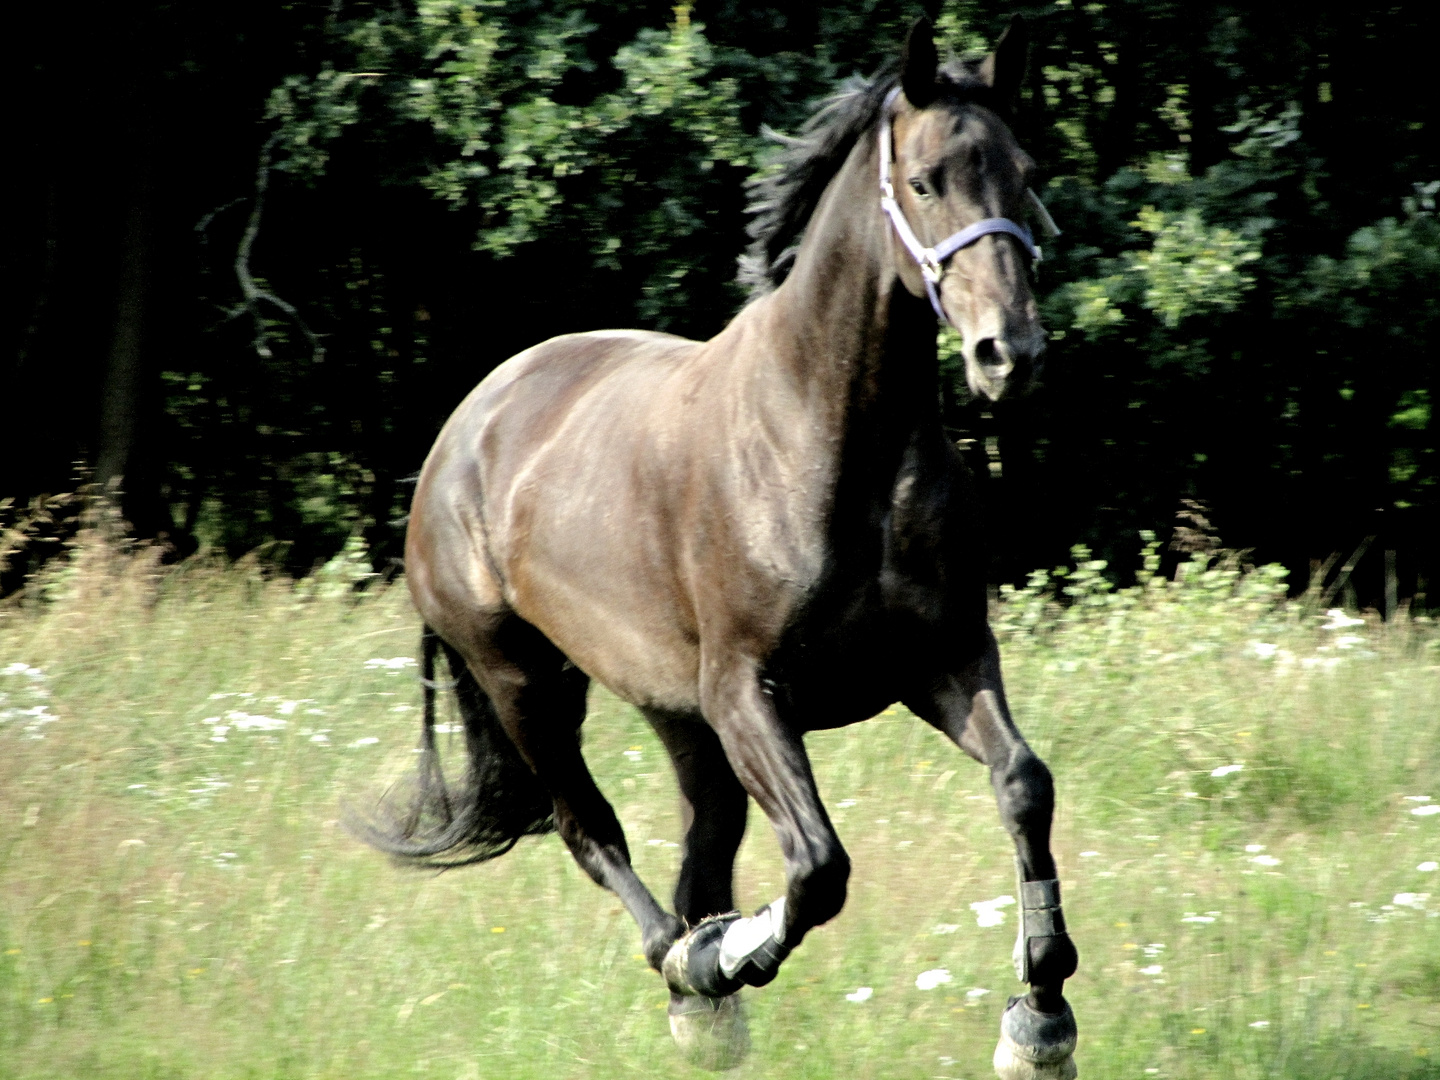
[1,532,1438,1079]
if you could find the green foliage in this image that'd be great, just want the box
[266,66,369,178]
[17,0,1431,591]
[1055,206,1262,337]
[1127,206,1262,327]
[267,4,750,283]
[993,532,1295,667]
[992,534,1440,834]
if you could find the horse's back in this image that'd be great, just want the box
[462,329,697,469]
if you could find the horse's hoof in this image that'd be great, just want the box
[668,991,750,1071]
[993,994,1078,1080]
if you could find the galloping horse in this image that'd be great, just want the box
[367,17,1079,1078]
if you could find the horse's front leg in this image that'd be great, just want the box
[907,630,1079,1080]
[662,659,849,1001]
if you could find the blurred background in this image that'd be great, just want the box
[3,0,1437,604]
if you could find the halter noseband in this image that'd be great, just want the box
[878,87,1058,325]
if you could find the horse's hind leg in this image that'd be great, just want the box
[449,615,684,968]
[648,712,752,1069]
[906,629,1078,1080]
[646,712,749,924]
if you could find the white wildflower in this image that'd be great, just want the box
[970,895,1015,927]
[1211,764,1243,778]
[1139,965,1163,976]
[349,737,379,748]
[932,923,960,935]
[915,968,952,990]
[364,657,416,672]
[1079,851,1100,858]
[1245,844,1266,853]
[1250,1020,1270,1029]
[1418,862,1438,873]
[225,711,286,731]
[1251,854,1282,867]
[1321,609,1364,629]
[966,987,991,999]
[845,987,873,1003]
[1414,806,1440,817]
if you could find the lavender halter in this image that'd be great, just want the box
[878,87,1058,324]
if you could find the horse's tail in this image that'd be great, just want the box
[347,626,555,867]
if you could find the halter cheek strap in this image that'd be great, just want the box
[878,87,1056,325]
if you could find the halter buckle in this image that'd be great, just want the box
[920,251,944,286]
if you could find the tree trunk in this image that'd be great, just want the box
[95,158,152,504]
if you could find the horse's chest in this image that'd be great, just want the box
[762,453,982,726]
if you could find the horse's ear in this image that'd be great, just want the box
[980,16,1029,105]
[900,17,940,109]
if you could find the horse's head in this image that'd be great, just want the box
[885,19,1046,402]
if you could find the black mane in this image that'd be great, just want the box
[738,58,993,296]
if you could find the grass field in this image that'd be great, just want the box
[2,533,1439,1080]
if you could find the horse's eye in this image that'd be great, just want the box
[909,178,929,198]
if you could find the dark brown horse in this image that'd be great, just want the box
[366,17,1078,1078]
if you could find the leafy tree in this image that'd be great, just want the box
[4,0,1436,609]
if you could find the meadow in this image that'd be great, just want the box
[2,532,1438,1080]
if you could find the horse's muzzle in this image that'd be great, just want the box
[967,334,1044,402]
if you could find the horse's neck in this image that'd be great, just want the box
[760,131,940,445]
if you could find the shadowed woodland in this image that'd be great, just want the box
[4,0,1438,604]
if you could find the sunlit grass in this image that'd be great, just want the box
[2,533,1438,1079]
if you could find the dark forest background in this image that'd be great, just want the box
[4,0,1437,608]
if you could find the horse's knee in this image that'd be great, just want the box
[788,840,850,937]
[994,751,1054,837]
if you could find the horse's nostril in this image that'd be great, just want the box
[974,338,1015,372]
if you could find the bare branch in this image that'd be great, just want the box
[193,197,246,244]
[226,132,326,362]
